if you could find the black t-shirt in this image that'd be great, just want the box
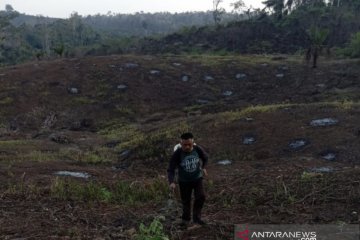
[167,145,208,183]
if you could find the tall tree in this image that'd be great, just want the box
[262,0,285,18]
[231,0,246,13]
[213,0,225,24]
[69,12,84,46]
[306,26,329,68]
[0,8,19,64]
[5,4,14,12]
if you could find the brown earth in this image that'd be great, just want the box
[0,55,359,239]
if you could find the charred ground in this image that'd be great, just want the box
[0,55,359,239]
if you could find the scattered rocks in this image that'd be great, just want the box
[244,117,254,122]
[67,87,79,94]
[310,118,339,127]
[322,153,336,161]
[124,63,139,69]
[278,65,289,71]
[276,73,285,78]
[204,75,214,81]
[320,150,337,161]
[54,171,90,179]
[217,160,232,165]
[243,135,256,145]
[316,84,326,88]
[150,70,160,75]
[119,150,131,160]
[289,138,309,150]
[223,91,233,96]
[235,73,247,79]
[181,75,190,82]
[308,167,334,173]
[117,84,128,90]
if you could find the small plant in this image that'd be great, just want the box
[219,103,294,123]
[115,106,134,115]
[300,171,319,182]
[3,174,40,197]
[0,97,14,105]
[50,177,168,205]
[50,178,113,202]
[135,216,169,240]
[23,150,57,162]
[59,147,116,164]
[71,97,97,105]
[112,178,168,205]
[207,179,215,190]
[343,31,360,58]
[272,179,297,205]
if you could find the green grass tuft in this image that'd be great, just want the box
[50,177,169,205]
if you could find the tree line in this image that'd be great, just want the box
[0,5,243,66]
[140,0,360,67]
[1,1,360,66]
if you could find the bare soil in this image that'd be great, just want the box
[0,55,359,239]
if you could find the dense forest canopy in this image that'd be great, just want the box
[0,0,360,66]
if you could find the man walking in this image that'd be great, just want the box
[167,132,208,227]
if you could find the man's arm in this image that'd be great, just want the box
[196,145,208,168]
[167,149,180,184]
[196,145,209,177]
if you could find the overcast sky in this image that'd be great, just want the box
[3,0,264,18]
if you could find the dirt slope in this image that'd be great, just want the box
[0,55,359,239]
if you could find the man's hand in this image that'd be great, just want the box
[203,168,208,177]
[169,182,176,191]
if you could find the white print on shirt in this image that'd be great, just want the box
[180,155,200,173]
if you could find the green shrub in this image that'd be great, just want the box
[50,177,168,205]
[348,32,360,58]
[50,178,113,202]
[136,216,169,240]
[0,97,14,105]
[112,178,168,205]
[342,32,360,58]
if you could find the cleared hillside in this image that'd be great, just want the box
[0,55,359,239]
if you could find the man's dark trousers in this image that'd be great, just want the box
[179,178,205,222]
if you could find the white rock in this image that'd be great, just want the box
[54,171,90,179]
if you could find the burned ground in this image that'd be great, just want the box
[0,55,359,239]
